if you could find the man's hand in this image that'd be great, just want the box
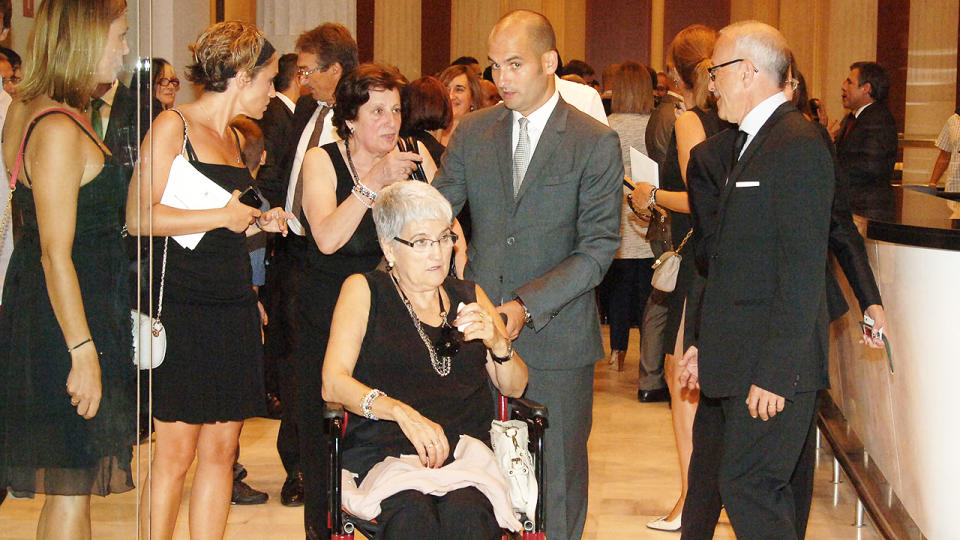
[746,384,785,421]
[861,304,887,349]
[678,346,699,390]
[496,300,526,340]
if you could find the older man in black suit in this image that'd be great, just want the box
[676,21,834,539]
[433,10,622,539]
[833,61,898,217]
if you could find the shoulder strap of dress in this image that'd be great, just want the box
[9,108,100,190]
[230,126,247,167]
[168,108,199,162]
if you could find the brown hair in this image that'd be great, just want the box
[438,64,484,113]
[332,63,407,140]
[611,61,654,115]
[401,76,452,134]
[186,21,271,93]
[17,0,127,109]
[667,24,717,110]
[295,23,358,76]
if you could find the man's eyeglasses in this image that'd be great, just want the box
[394,232,459,252]
[3,76,20,85]
[297,64,328,78]
[158,77,180,89]
[707,58,745,81]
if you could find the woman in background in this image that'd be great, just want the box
[603,61,657,371]
[400,76,452,166]
[152,58,179,111]
[0,1,135,538]
[437,64,483,146]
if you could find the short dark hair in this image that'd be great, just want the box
[151,57,172,87]
[400,76,452,134]
[451,56,479,67]
[438,64,484,112]
[274,53,298,93]
[333,63,407,140]
[0,0,11,29]
[563,59,595,79]
[230,115,265,175]
[0,46,19,70]
[296,23,358,76]
[850,61,890,103]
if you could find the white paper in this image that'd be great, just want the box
[159,155,232,249]
[630,147,659,188]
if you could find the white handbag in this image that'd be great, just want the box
[490,419,538,521]
[650,229,693,293]
[132,237,168,370]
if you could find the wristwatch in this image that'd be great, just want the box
[515,296,533,327]
[490,341,514,364]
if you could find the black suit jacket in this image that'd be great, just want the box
[835,102,897,214]
[255,96,295,207]
[694,102,834,399]
[645,93,680,166]
[275,95,320,206]
[101,81,139,177]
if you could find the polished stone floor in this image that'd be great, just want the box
[0,328,881,539]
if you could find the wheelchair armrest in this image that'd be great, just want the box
[509,397,548,422]
[323,401,345,420]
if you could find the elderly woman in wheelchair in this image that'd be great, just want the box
[322,181,529,539]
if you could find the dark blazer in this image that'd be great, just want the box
[255,96,296,207]
[101,81,139,176]
[694,102,834,399]
[835,101,898,214]
[275,95,320,206]
[645,93,681,166]
[433,98,623,370]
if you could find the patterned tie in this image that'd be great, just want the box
[90,98,106,140]
[513,116,530,196]
[292,105,331,220]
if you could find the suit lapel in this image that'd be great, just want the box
[514,100,569,204]
[716,102,795,225]
[490,107,515,206]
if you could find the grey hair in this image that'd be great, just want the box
[373,181,454,242]
[719,20,790,87]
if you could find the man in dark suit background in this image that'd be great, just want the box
[432,10,623,539]
[676,21,834,538]
[645,71,683,166]
[256,53,300,208]
[833,61,898,217]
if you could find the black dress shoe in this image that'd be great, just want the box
[637,387,670,403]
[231,479,268,505]
[281,472,304,507]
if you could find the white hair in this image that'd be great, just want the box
[372,181,453,242]
[719,20,790,87]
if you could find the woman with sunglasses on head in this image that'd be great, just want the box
[0,1,134,538]
[630,24,734,532]
[293,62,432,537]
[322,180,528,539]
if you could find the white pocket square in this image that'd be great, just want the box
[735,181,759,188]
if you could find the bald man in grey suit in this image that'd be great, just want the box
[432,10,622,539]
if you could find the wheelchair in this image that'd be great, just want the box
[324,394,549,540]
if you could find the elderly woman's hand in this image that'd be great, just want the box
[255,207,295,236]
[453,302,510,355]
[392,402,450,468]
[367,150,423,190]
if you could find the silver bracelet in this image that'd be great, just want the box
[352,181,378,202]
[350,189,373,208]
[648,186,659,208]
[361,388,386,420]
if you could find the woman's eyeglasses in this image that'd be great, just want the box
[158,77,180,89]
[394,232,459,253]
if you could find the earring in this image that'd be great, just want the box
[387,259,394,269]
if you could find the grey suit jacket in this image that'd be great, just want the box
[433,98,623,370]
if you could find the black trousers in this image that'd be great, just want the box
[682,390,817,540]
[377,488,500,540]
[603,258,655,350]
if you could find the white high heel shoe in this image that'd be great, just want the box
[646,513,681,532]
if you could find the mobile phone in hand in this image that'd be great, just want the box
[238,186,265,208]
[397,136,427,181]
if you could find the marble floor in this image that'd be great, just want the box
[0,328,882,539]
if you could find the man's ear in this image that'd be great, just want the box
[542,50,558,77]
[259,150,267,166]
[862,81,873,99]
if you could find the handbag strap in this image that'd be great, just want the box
[674,229,694,253]
[155,236,169,321]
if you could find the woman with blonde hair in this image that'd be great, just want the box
[126,21,289,539]
[0,1,134,538]
[632,24,734,532]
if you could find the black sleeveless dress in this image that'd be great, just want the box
[151,121,265,423]
[0,110,135,496]
[343,270,494,479]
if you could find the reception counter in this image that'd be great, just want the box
[828,186,960,539]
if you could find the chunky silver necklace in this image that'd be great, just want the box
[390,272,451,377]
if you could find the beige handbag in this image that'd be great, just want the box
[651,229,693,293]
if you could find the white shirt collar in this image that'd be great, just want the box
[276,92,296,114]
[737,92,788,157]
[854,101,872,118]
[100,79,119,107]
[512,89,560,133]
[666,90,683,101]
